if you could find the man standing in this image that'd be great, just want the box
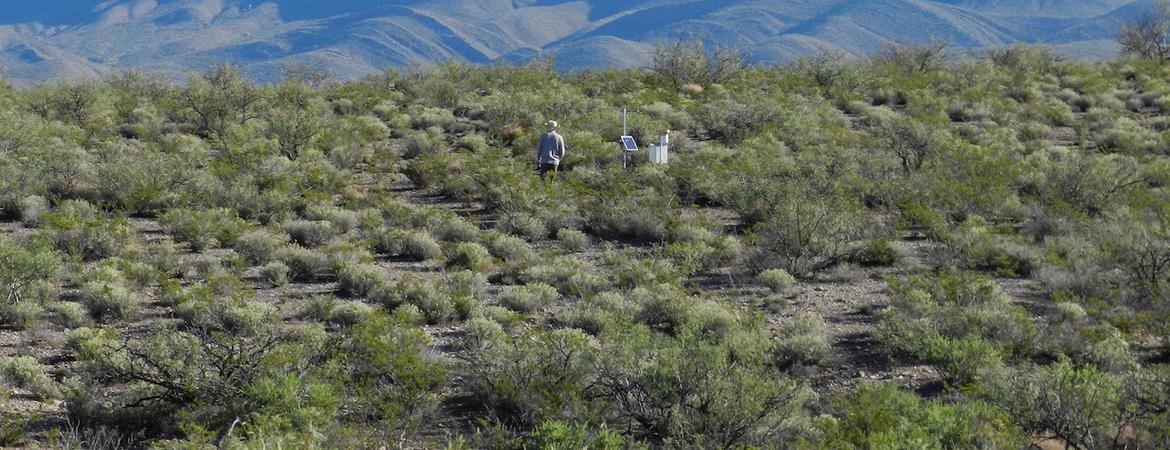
[536,120,566,178]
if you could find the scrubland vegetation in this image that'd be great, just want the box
[1,41,1169,449]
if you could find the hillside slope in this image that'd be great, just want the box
[0,0,1149,84]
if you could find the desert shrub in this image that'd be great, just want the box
[939,223,1038,278]
[158,208,248,251]
[298,295,338,324]
[482,233,536,263]
[745,184,867,277]
[232,229,289,264]
[338,312,448,438]
[519,255,609,297]
[497,283,560,313]
[401,128,448,159]
[40,207,132,262]
[328,301,374,326]
[402,231,443,261]
[556,228,589,252]
[694,97,780,145]
[463,317,505,350]
[18,195,48,227]
[852,238,902,267]
[260,261,290,287]
[79,278,139,322]
[336,263,386,298]
[992,360,1123,450]
[51,302,89,329]
[757,269,796,293]
[817,383,1023,449]
[1097,210,1170,304]
[282,220,338,248]
[371,277,453,323]
[432,215,480,243]
[446,242,494,272]
[662,240,722,277]
[1,300,43,330]
[304,204,360,233]
[370,227,408,256]
[499,212,548,241]
[651,38,745,88]
[68,306,342,438]
[0,356,59,400]
[774,313,830,370]
[876,271,1032,386]
[462,328,600,425]
[0,238,60,310]
[447,270,489,299]
[275,245,330,283]
[593,325,812,447]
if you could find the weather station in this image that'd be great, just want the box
[619,108,668,167]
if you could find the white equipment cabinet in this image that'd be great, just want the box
[649,131,669,164]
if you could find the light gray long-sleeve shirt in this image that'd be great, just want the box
[537,131,566,164]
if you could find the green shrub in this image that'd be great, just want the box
[79,280,139,322]
[992,360,1122,450]
[556,228,589,252]
[282,220,338,248]
[159,208,248,251]
[745,184,867,277]
[371,227,408,256]
[447,270,489,299]
[41,209,132,262]
[0,238,59,316]
[876,271,1032,386]
[337,263,386,298]
[463,317,505,350]
[463,328,599,425]
[372,277,453,323]
[818,383,1023,449]
[18,195,48,227]
[432,216,480,243]
[774,313,830,370]
[853,238,901,267]
[275,245,330,283]
[757,269,796,293]
[497,283,560,313]
[233,229,289,265]
[402,231,443,261]
[51,302,89,328]
[482,233,536,263]
[260,261,291,287]
[304,204,360,233]
[299,295,337,322]
[0,300,43,330]
[446,242,494,272]
[0,356,59,399]
[328,301,374,326]
[499,212,548,241]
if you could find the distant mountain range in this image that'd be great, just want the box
[0,0,1156,85]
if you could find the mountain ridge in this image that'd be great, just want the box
[0,0,1153,85]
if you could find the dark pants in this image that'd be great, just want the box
[538,163,559,178]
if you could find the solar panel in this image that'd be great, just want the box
[621,135,638,152]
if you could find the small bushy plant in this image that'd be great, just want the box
[497,283,560,313]
[402,231,443,261]
[446,242,494,272]
[0,356,59,399]
[260,261,290,287]
[757,268,796,293]
[556,228,589,252]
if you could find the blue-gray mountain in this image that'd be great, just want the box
[0,0,1154,84]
